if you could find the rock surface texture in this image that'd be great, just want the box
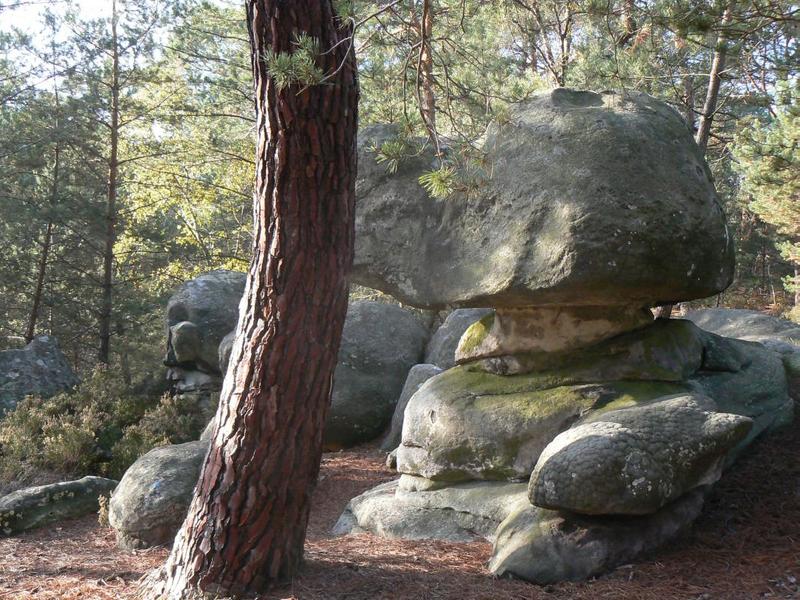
[109,440,206,550]
[0,335,78,415]
[424,308,493,369]
[323,301,429,449]
[351,89,734,309]
[336,90,795,585]
[0,476,117,535]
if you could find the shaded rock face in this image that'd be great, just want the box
[109,441,206,550]
[324,301,429,450]
[352,89,734,309]
[0,335,78,415]
[0,476,117,535]
[529,395,751,515]
[687,308,800,399]
[424,308,492,369]
[489,488,707,584]
[164,270,246,379]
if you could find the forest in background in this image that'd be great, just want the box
[0,0,797,379]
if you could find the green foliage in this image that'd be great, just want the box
[265,33,324,91]
[419,166,457,199]
[0,367,212,486]
[372,135,419,174]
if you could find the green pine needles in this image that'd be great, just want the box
[265,33,324,91]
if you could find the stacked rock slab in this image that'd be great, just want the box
[336,89,795,583]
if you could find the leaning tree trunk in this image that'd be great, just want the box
[141,1,358,598]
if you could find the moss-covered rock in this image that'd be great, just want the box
[488,488,707,584]
[396,365,688,482]
[0,476,117,535]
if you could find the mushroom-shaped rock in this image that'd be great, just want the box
[352,89,734,310]
[528,395,752,515]
[164,270,246,374]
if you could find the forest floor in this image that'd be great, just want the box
[1,416,798,600]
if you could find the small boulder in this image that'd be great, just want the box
[0,335,78,415]
[109,440,206,550]
[323,301,429,449]
[0,476,117,535]
[529,395,752,515]
[425,309,492,369]
[380,364,443,452]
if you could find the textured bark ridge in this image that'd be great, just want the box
[143,1,358,597]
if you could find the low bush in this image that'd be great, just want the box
[0,367,214,491]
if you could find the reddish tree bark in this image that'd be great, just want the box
[141,1,358,598]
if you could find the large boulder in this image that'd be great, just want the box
[0,335,78,415]
[323,301,429,449]
[0,476,117,535]
[396,364,688,482]
[424,309,492,369]
[529,395,751,515]
[352,89,734,309]
[380,363,443,452]
[109,441,206,550]
[164,270,246,374]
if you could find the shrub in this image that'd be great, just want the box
[0,367,214,488]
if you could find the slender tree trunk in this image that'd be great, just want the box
[695,5,732,153]
[141,1,358,598]
[25,221,53,343]
[415,0,437,149]
[99,0,120,365]
[682,73,695,130]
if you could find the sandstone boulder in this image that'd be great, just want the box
[396,364,688,482]
[0,476,117,535]
[0,335,78,415]
[164,270,246,374]
[528,395,751,515]
[352,89,734,309]
[109,441,206,550]
[323,301,429,449]
[489,488,707,584]
[381,364,443,452]
[424,308,492,369]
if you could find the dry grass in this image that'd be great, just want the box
[1,417,798,600]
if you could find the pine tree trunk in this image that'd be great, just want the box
[99,0,120,365]
[415,0,437,147]
[141,1,358,598]
[695,5,732,153]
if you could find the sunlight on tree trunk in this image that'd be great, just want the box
[139,0,358,597]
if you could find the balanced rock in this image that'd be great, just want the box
[323,301,429,449]
[0,476,117,535]
[0,335,78,415]
[424,308,492,369]
[528,395,752,515]
[164,270,246,375]
[352,89,734,309]
[109,440,206,550]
